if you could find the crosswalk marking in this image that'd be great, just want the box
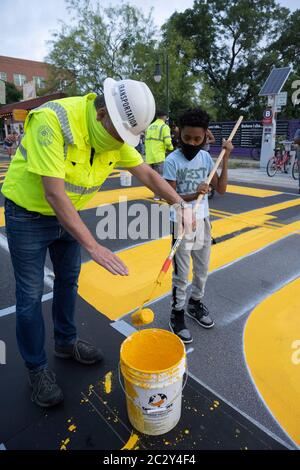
[78,216,300,320]
[226,184,281,198]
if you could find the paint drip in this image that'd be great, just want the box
[121,432,139,450]
[104,371,113,394]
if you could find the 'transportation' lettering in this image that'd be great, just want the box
[119,84,137,128]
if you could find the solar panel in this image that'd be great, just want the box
[259,67,291,96]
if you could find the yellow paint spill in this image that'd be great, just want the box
[121,329,184,371]
[104,371,113,394]
[68,424,77,432]
[88,384,94,396]
[60,437,70,451]
[121,432,139,450]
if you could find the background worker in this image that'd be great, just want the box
[164,108,233,344]
[2,78,192,408]
[145,110,174,200]
[294,127,300,194]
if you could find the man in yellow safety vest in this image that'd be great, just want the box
[2,78,191,408]
[145,110,173,200]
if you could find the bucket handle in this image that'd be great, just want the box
[118,363,188,415]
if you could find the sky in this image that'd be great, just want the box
[0,0,298,62]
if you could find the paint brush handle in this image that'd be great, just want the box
[194,116,244,214]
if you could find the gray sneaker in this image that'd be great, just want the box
[187,298,214,329]
[55,339,103,365]
[28,368,64,408]
[169,309,193,344]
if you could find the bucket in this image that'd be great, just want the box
[120,171,132,187]
[120,328,187,436]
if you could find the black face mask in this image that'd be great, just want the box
[180,139,204,161]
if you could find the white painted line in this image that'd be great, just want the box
[218,268,300,326]
[0,292,53,319]
[186,347,194,355]
[0,443,6,450]
[110,320,137,337]
[187,371,295,450]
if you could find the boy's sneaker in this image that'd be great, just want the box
[169,309,193,344]
[187,298,215,329]
[28,367,64,408]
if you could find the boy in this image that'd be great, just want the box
[163,108,233,343]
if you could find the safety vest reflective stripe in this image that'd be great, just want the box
[37,102,74,146]
[158,124,166,140]
[19,143,27,160]
[145,137,164,142]
[145,124,168,142]
[65,181,101,195]
[145,135,172,142]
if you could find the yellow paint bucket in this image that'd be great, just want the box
[120,329,187,435]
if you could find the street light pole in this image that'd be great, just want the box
[165,52,170,118]
[153,51,170,118]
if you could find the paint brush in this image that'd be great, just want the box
[131,116,244,327]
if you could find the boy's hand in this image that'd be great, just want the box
[222,138,234,156]
[196,182,209,195]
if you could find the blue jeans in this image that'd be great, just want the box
[4,198,81,371]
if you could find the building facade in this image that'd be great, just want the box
[0,55,50,90]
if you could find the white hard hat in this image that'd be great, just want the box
[104,77,156,146]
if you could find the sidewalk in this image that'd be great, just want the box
[228,167,299,191]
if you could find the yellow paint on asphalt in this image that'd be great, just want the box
[0,207,4,227]
[84,186,154,210]
[226,184,281,198]
[78,218,300,320]
[244,277,300,446]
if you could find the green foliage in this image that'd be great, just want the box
[162,0,294,120]
[46,0,158,95]
[4,82,22,104]
[46,0,299,121]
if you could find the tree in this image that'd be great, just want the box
[4,82,22,104]
[162,0,291,120]
[46,0,158,95]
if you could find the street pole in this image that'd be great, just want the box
[165,52,170,119]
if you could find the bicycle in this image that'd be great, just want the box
[292,158,299,181]
[266,140,294,177]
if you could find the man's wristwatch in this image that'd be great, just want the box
[174,200,189,210]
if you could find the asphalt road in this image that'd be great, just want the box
[0,159,299,449]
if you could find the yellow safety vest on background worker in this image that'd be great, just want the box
[2,94,142,215]
[145,118,173,164]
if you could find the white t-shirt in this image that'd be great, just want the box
[163,148,214,221]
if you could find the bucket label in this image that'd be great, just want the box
[127,382,182,435]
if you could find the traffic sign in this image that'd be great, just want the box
[13,109,28,122]
[262,109,273,125]
[277,91,288,107]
